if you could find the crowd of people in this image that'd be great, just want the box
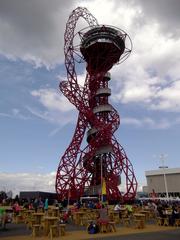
[71,198,180,227]
[0,196,68,229]
[156,201,180,226]
[11,197,50,215]
[1,193,180,230]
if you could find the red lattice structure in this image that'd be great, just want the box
[56,7,137,202]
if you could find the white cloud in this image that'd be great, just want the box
[31,88,74,112]
[0,108,30,120]
[0,171,145,197]
[110,21,180,113]
[83,0,141,31]
[78,1,180,114]
[1,0,180,116]
[0,172,56,197]
[121,117,142,127]
[137,0,180,37]
[26,105,76,126]
[121,116,176,129]
[28,88,77,125]
[48,127,62,137]
[150,81,180,112]
[0,112,12,118]
[0,0,76,67]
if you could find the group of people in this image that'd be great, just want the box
[73,200,102,210]
[157,203,180,226]
[31,198,49,212]
[87,204,109,234]
[114,203,133,216]
[11,197,49,215]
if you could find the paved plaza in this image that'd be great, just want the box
[0,222,180,240]
[96,229,180,240]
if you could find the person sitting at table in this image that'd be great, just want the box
[12,201,21,216]
[28,202,33,210]
[33,198,39,212]
[38,198,44,211]
[53,199,58,207]
[97,204,109,224]
[114,203,121,211]
[95,201,102,209]
[44,198,49,214]
[58,201,63,211]
[23,200,29,209]
[125,204,133,217]
[71,202,78,213]
[157,204,165,218]
[62,211,69,223]
[88,201,95,209]
[0,208,8,230]
[157,203,166,225]
[169,205,179,226]
[114,203,122,218]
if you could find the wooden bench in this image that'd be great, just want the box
[134,219,144,229]
[123,217,131,227]
[26,217,36,230]
[174,219,180,227]
[49,224,66,239]
[156,217,163,226]
[49,225,58,240]
[98,221,109,233]
[32,224,41,237]
[97,220,116,233]
[14,214,24,224]
[59,224,66,236]
[108,221,116,232]
[163,218,169,226]
[79,214,88,226]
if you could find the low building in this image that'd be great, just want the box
[19,191,57,204]
[145,168,180,198]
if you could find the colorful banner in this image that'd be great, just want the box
[101,177,107,202]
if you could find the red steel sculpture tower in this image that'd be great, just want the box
[56,7,137,202]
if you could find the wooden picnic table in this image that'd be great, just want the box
[139,210,150,220]
[50,207,59,217]
[133,213,146,229]
[32,212,44,224]
[72,211,85,225]
[43,216,59,236]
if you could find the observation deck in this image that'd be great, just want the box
[80,25,126,73]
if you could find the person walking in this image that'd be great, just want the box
[44,198,48,214]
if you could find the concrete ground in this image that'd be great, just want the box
[0,222,180,240]
[95,229,180,240]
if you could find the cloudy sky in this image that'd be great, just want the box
[0,0,180,197]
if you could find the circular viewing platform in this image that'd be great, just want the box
[80,25,127,73]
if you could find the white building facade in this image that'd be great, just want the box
[145,168,180,198]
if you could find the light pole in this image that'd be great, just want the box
[159,154,169,199]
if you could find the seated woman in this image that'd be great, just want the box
[114,203,121,211]
[97,204,109,224]
[157,204,166,218]
[0,208,7,229]
[12,201,21,216]
[169,205,179,226]
[114,203,122,218]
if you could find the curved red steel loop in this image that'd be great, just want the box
[56,7,137,202]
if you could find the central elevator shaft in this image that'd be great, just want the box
[84,72,114,195]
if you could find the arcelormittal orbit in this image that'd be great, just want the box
[56,7,137,202]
